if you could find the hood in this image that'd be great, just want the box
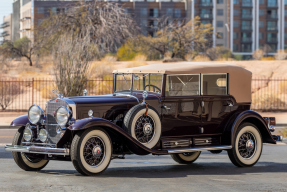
[64,92,161,105]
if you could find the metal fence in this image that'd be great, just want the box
[0,77,286,112]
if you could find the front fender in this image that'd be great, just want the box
[68,117,168,155]
[223,110,276,146]
[10,115,29,127]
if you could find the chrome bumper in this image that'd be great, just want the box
[5,145,70,156]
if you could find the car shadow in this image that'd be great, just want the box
[40,161,287,178]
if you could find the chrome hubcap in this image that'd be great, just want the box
[238,131,257,160]
[92,145,102,157]
[143,123,153,135]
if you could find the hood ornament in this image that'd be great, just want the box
[142,90,148,104]
[53,89,63,98]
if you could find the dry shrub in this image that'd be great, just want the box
[252,49,264,60]
[193,55,211,62]
[252,93,285,110]
[164,52,172,60]
[0,81,22,110]
[261,57,275,61]
[275,50,287,60]
[90,56,117,78]
[134,54,147,62]
[184,53,193,61]
[126,54,147,68]
[279,129,287,138]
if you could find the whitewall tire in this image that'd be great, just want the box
[71,128,112,176]
[123,104,161,149]
[228,123,263,167]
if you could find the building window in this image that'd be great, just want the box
[259,0,265,4]
[140,8,147,16]
[217,32,223,39]
[267,10,277,19]
[174,9,181,18]
[242,21,252,30]
[267,21,277,30]
[242,0,252,7]
[233,44,239,51]
[285,21,287,28]
[241,32,252,42]
[148,20,158,29]
[217,21,224,27]
[37,7,44,14]
[124,8,133,14]
[233,0,239,4]
[217,9,223,16]
[217,0,223,4]
[267,33,277,42]
[200,9,212,19]
[233,21,239,28]
[285,10,287,17]
[166,8,173,17]
[259,21,264,28]
[241,44,252,52]
[284,33,287,40]
[149,9,159,17]
[285,0,287,5]
[233,32,238,39]
[267,0,277,7]
[51,7,57,15]
[140,19,147,28]
[234,9,239,16]
[242,9,252,19]
[259,10,264,16]
[259,33,264,39]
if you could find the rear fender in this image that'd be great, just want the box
[68,117,168,155]
[223,110,276,146]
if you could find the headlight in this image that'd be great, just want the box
[23,124,33,142]
[39,129,48,142]
[28,105,44,124]
[55,106,71,127]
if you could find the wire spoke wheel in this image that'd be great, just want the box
[83,136,106,167]
[238,131,257,160]
[134,115,155,144]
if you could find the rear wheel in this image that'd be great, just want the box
[228,123,262,167]
[170,151,201,164]
[12,127,49,171]
[71,128,112,176]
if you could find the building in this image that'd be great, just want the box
[0,14,13,43]
[3,0,287,57]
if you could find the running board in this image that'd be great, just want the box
[168,145,232,154]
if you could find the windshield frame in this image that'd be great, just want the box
[113,73,164,94]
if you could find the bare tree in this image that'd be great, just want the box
[40,1,138,96]
[137,16,213,59]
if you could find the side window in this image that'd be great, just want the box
[166,75,200,96]
[202,74,227,95]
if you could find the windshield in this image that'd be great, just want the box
[115,73,162,93]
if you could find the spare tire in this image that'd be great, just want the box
[123,104,161,149]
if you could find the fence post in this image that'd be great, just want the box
[32,78,34,105]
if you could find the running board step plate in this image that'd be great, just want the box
[168,145,232,154]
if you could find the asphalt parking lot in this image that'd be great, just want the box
[1,143,287,192]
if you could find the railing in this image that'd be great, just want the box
[1,78,287,112]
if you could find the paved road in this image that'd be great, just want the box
[1,142,287,191]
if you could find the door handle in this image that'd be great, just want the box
[162,105,170,110]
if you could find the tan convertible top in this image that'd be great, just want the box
[113,63,252,103]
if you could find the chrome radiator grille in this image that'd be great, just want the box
[45,99,67,144]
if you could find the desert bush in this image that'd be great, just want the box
[261,57,275,61]
[0,81,22,110]
[252,49,264,60]
[134,54,147,62]
[164,52,172,60]
[275,50,287,60]
[206,47,232,61]
[184,53,193,61]
[279,129,287,138]
[117,42,137,61]
[90,56,117,78]
[193,55,211,62]
[162,58,184,63]
[233,54,243,61]
[252,92,285,110]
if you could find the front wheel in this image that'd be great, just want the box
[71,128,112,176]
[228,123,263,167]
[170,151,201,164]
[12,127,49,171]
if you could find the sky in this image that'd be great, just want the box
[0,0,13,42]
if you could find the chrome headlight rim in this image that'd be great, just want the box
[23,124,33,142]
[28,104,44,125]
[39,129,48,143]
[55,106,71,127]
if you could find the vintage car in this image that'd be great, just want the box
[5,63,279,176]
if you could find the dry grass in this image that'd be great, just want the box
[40,84,57,99]
[252,92,286,110]
[89,56,117,78]
[261,57,275,61]
[126,54,147,68]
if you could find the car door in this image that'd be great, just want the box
[200,73,232,134]
[161,74,202,137]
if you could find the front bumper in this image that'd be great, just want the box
[5,145,70,156]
